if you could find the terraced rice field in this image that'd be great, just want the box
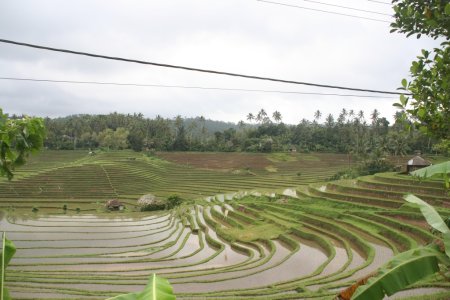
[0,151,449,299]
[0,151,350,210]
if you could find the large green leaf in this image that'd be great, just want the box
[107,273,175,300]
[410,161,450,188]
[352,246,441,300]
[1,233,16,300]
[404,194,449,234]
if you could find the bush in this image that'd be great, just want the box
[138,194,167,211]
[328,169,359,181]
[357,158,394,176]
[329,159,394,181]
[432,139,450,156]
[167,195,182,209]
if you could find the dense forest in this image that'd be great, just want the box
[35,109,447,158]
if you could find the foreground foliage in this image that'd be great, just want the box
[108,274,175,300]
[392,0,450,141]
[0,109,45,180]
[0,233,16,300]
[352,245,442,300]
[411,161,450,189]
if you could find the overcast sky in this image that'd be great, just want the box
[0,0,440,124]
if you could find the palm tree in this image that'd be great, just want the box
[272,111,282,123]
[371,109,380,125]
[314,110,322,122]
[325,114,334,128]
[348,109,355,119]
[256,109,267,124]
[358,110,365,121]
[246,113,254,123]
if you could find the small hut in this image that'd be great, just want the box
[105,199,124,211]
[407,156,431,173]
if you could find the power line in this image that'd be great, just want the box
[368,0,391,5]
[0,38,406,95]
[257,0,391,23]
[294,0,392,16]
[0,76,400,99]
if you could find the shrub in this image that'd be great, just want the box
[357,158,394,176]
[138,194,167,211]
[329,158,394,180]
[328,168,359,181]
[167,195,182,209]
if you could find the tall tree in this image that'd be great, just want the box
[256,109,267,124]
[272,111,282,123]
[370,109,380,125]
[314,110,322,122]
[246,113,254,123]
[357,110,365,122]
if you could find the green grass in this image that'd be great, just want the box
[222,223,286,242]
[267,153,298,162]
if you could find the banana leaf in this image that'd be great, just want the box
[1,233,16,300]
[410,161,450,188]
[107,273,175,300]
[404,194,450,258]
[351,246,442,300]
[404,194,449,234]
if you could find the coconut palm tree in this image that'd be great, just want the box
[246,113,254,123]
[371,109,380,125]
[256,109,267,124]
[272,111,282,123]
[314,110,322,122]
[358,110,365,122]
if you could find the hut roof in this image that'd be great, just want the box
[407,156,431,166]
[106,199,123,208]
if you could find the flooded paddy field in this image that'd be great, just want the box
[0,151,449,299]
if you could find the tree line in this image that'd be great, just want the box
[37,108,447,157]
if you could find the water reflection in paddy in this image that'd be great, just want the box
[173,239,327,293]
[3,207,399,298]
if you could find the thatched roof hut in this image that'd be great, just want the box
[105,199,124,211]
[407,156,431,173]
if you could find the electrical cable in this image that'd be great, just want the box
[0,76,399,99]
[0,38,409,95]
[368,0,391,5]
[257,0,391,23]
[294,0,392,16]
